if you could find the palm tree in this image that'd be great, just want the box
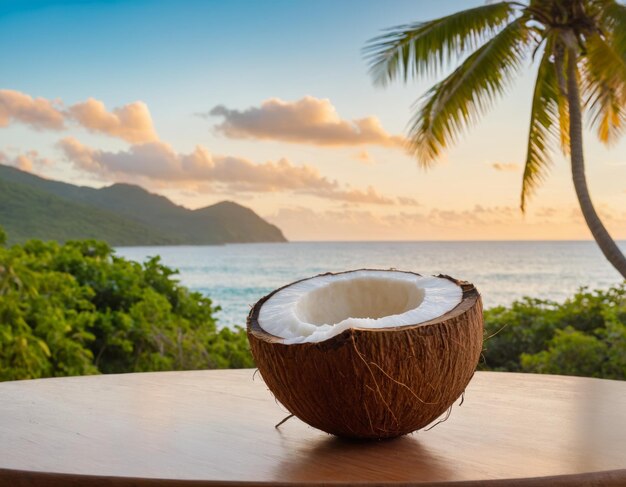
[365,0,626,278]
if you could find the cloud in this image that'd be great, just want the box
[397,196,420,207]
[0,90,65,130]
[491,162,520,172]
[199,155,335,193]
[266,207,397,241]
[0,90,157,143]
[536,207,557,218]
[57,137,406,206]
[0,149,53,173]
[266,204,626,241]
[14,154,35,172]
[355,150,373,164]
[428,205,518,226]
[206,96,406,148]
[313,186,395,205]
[67,98,158,143]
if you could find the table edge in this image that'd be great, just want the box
[1,467,625,487]
[2,369,625,388]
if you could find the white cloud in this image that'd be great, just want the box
[0,89,158,143]
[266,204,626,241]
[67,98,158,143]
[207,96,406,148]
[312,186,396,205]
[0,149,53,173]
[57,137,407,205]
[0,90,65,130]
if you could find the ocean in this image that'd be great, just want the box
[116,241,625,329]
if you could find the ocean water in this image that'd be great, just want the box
[116,241,625,329]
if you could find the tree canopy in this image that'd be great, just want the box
[1,225,624,381]
[482,284,626,379]
[365,0,626,204]
[365,0,626,277]
[0,234,253,381]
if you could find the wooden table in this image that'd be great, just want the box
[0,370,624,486]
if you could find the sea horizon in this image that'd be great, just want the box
[113,238,626,248]
[117,241,625,329]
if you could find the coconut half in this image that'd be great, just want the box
[247,269,483,439]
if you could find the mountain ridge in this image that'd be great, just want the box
[0,165,287,245]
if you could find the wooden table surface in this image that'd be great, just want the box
[0,370,625,486]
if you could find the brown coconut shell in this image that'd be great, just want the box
[247,270,483,440]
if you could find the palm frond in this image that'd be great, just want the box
[408,17,531,166]
[551,39,570,153]
[582,33,626,145]
[364,2,517,86]
[601,1,626,58]
[521,35,566,212]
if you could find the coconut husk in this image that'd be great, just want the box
[247,271,483,439]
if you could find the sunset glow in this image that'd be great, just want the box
[1,0,624,240]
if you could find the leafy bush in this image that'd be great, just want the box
[2,224,624,382]
[482,285,626,380]
[0,232,253,381]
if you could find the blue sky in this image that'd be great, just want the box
[0,0,624,240]
[1,0,470,126]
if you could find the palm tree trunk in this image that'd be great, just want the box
[566,47,626,278]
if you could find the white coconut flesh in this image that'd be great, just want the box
[257,270,463,344]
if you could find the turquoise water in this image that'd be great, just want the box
[116,241,625,328]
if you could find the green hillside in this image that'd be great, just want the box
[0,165,287,245]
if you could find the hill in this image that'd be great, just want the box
[0,165,287,245]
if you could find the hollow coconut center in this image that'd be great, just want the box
[257,270,462,344]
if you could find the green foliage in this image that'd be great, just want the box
[0,236,254,381]
[520,327,608,378]
[521,34,569,211]
[2,225,623,382]
[0,165,286,245]
[482,285,626,380]
[364,2,515,85]
[366,1,626,205]
[0,178,174,246]
[409,17,529,165]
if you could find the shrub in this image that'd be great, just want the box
[2,224,624,381]
[482,285,626,380]
[0,231,253,381]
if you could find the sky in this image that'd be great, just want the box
[0,0,625,241]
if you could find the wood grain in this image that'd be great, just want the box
[0,370,625,486]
